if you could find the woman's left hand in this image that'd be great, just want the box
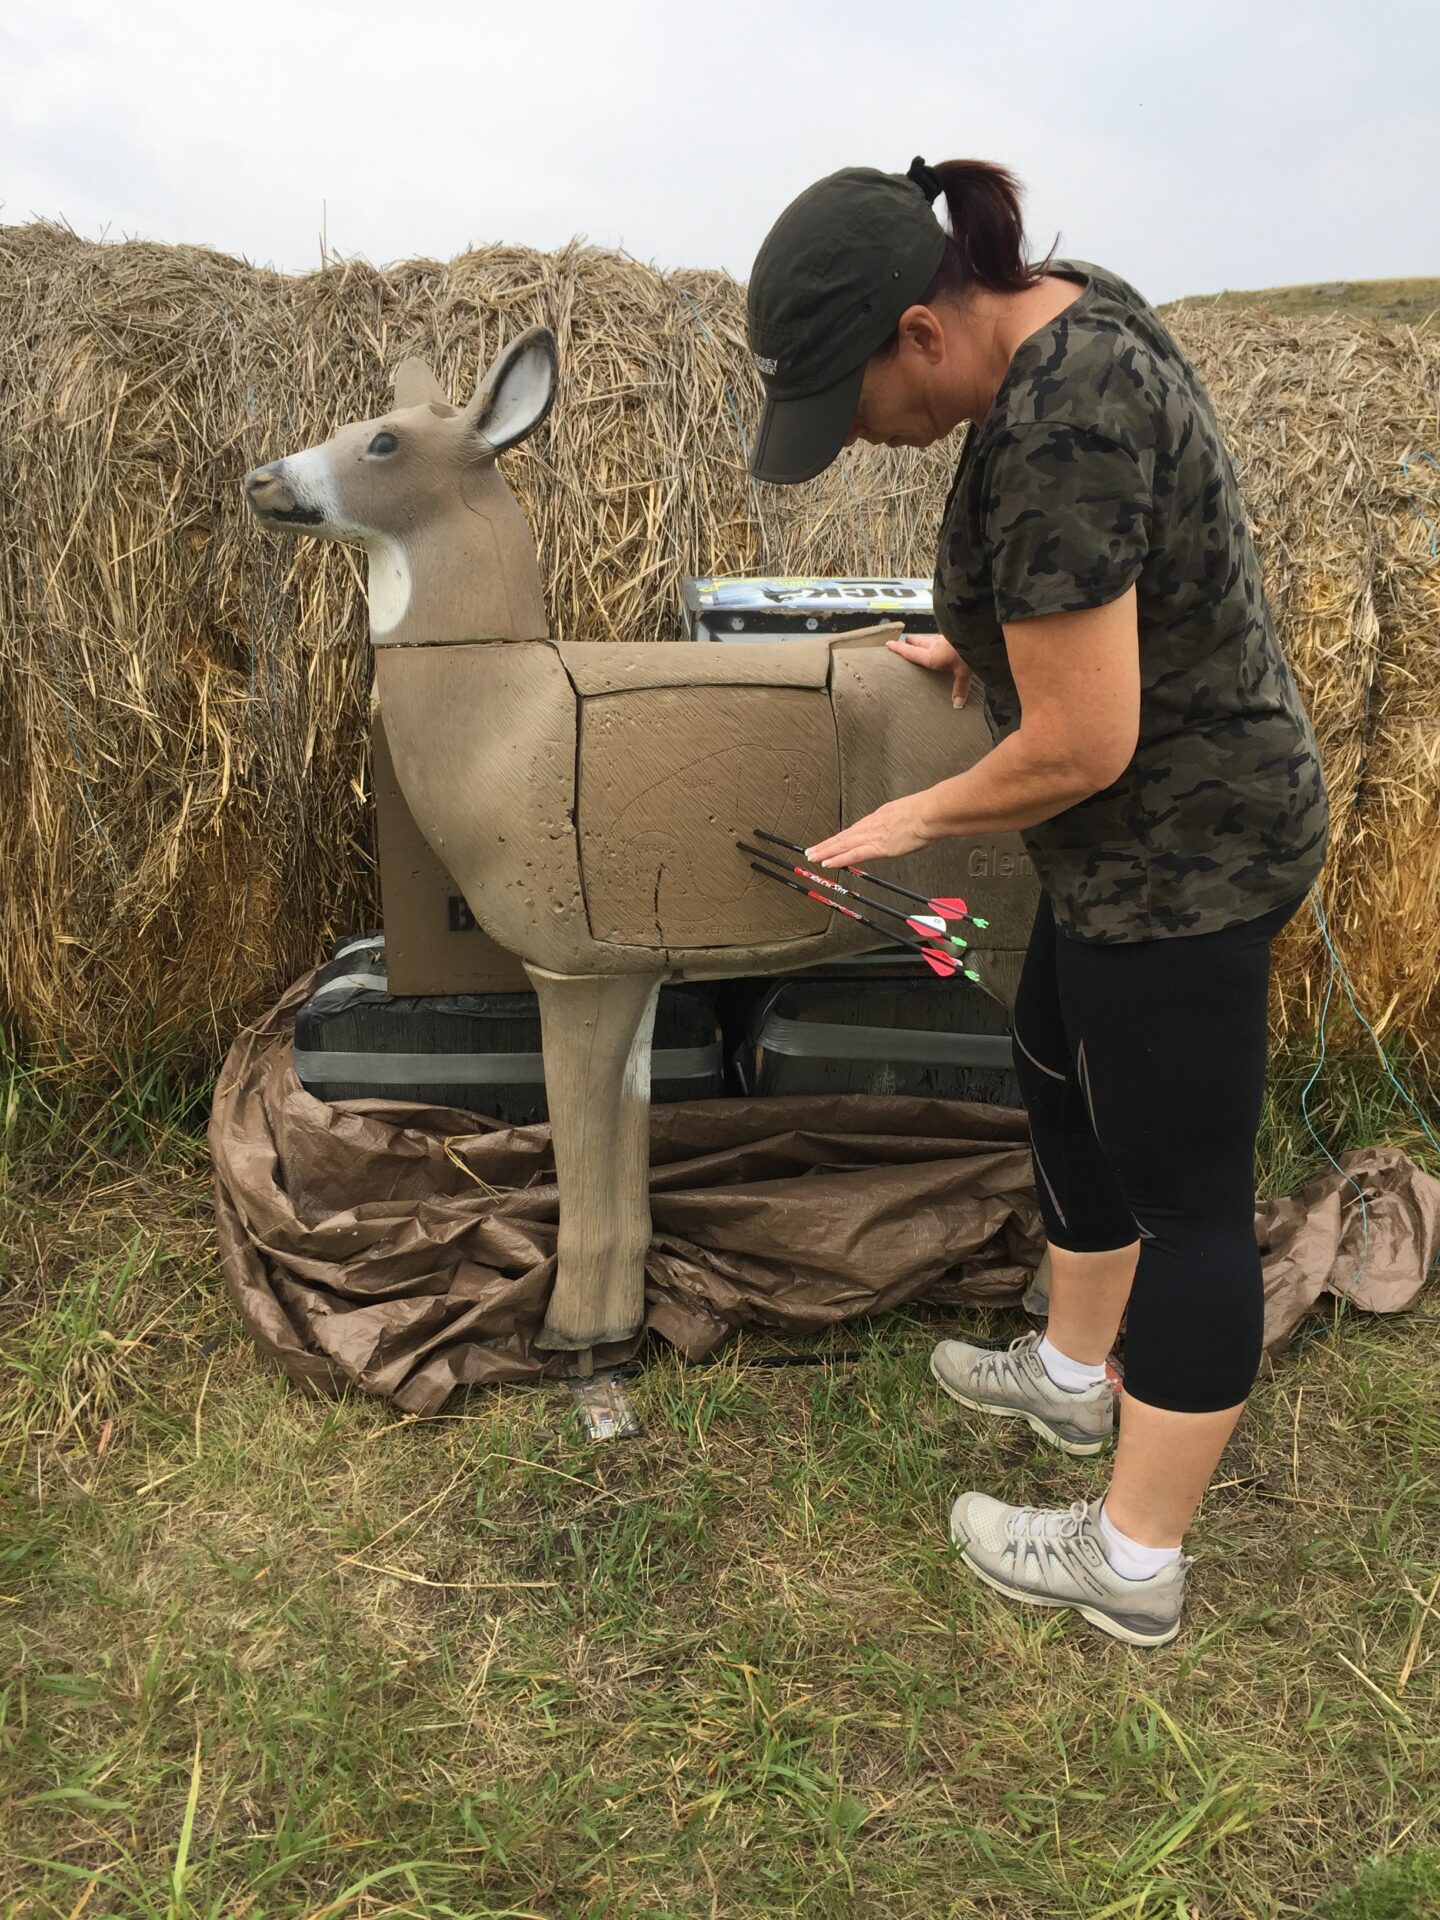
[806,793,938,868]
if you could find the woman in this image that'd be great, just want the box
[746,157,1329,1647]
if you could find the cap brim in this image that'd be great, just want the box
[748,361,866,485]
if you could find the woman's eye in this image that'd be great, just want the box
[367,431,399,456]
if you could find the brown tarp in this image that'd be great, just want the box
[211,974,1440,1415]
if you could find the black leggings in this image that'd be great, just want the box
[1011,891,1302,1413]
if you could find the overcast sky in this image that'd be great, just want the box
[2,0,1435,304]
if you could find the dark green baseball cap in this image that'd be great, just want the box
[746,160,949,485]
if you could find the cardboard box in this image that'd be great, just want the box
[372,707,531,996]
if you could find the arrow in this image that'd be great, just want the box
[737,841,968,952]
[752,828,990,930]
[747,862,980,981]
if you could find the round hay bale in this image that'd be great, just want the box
[1,222,1436,1067]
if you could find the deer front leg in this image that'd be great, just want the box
[524,965,663,1351]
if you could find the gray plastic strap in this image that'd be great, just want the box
[329,934,385,965]
[293,1044,722,1087]
[756,1015,1013,1069]
[309,970,388,1007]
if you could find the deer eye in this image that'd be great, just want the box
[367,431,399,457]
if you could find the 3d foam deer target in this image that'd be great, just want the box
[244,327,1033,1352]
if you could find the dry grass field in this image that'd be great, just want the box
[1167,278,1440,325]
[2,1027,1437,1919]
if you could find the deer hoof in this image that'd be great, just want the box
[534,1320,642,1352]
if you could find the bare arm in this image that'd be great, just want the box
[807,588,1141,867]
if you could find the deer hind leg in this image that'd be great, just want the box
[524,965,663,1351]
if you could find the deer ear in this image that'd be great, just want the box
[391,356,450,410]
[466,327,558,455]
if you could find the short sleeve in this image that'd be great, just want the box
[981,424,1151,624]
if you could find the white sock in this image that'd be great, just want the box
[1098,1502,1183,1581]
[1037,1334,1108,1394]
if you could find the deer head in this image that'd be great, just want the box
[243,327,557,645]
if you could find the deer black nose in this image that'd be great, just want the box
[241,464,320,526]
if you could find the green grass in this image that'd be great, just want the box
[1165,277,1440,325]
[1,1021,1437,1917]
[1319,1847,1440,1919]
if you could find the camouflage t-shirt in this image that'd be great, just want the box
[934,260,1329,943]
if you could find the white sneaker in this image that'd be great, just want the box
[951,1494,1189,1647]
[930,1329,1114,1456]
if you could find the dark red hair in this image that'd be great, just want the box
[925,157,1050,297]
[876,159,1050,356]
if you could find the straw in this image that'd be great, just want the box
[0,219,1435,1067]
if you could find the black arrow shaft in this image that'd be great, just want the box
[752,826,949,915]
[747,861,956,970]
[737,842,965,950]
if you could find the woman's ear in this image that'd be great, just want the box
[897,304,947,362]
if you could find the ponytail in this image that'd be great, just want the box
[924,158,1050,300]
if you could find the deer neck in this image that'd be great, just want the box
[365,464,548,647]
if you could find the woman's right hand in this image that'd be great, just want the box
[886,631,972,708]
